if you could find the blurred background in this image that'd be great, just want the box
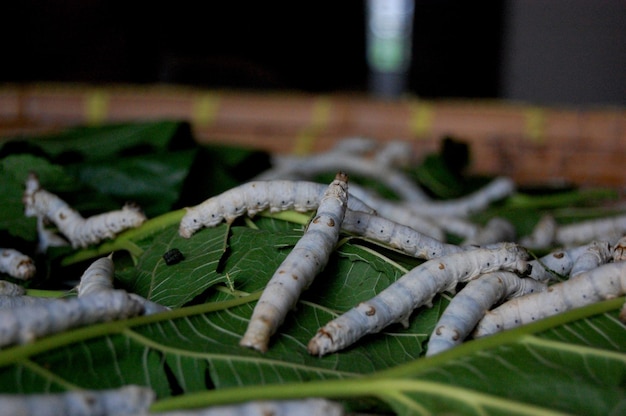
[4,0,625,105]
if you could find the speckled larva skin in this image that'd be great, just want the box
[23,173,146,249]
[307,243,531,356]
[0,281,26,297]
[239,173,349,353]
[473,261,626,338]
[461,217,516,247]
[341,210,463,260]
[569,240,613,278]
[528,243,595,282]
[0,385,155,416]
[0,249,36,280]
[179,180,373,239]
[0,290,144,348]
[426,271,547,356]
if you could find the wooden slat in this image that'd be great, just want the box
[1,83,624,188]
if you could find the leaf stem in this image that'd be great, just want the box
[149,377,567,416]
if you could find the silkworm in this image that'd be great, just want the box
[0,290,144,348]
[23,173,147,248]
[519,214,557,250]
[76,256,116,297]
[0,280,26,296]
[307,242,531,356]
[147,398,345,416]
[473,260,626,338]
[77,256,169,316]
[0,249,36,280]
[240,172,349,353]
[569,240,613,278]
[527,243,595,282]
[347,184,444,240]
[179,180,374,239]
[554,213,626,246]
[341,210,463,260]
[403,176,516,218]
[258,152,430,202]
[426,271,547,356]
[461,217,516,246]
[163,248,185,265]
[0,384,155,416]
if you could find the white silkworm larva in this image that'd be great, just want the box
[261,152,431,202]
[473,260,626,338]
[527,243,595,282]
[404,176,516,218]
[554,213,626,246]
[518,214,558,250]
[23,173,147,248]
[77,256,169,315]
[307,242,531,356]
[461,217,516,246]
[145,398,345,416]
[0,290,144,348]
[178,180,374,239]
[0,248,36,280]
[239,173,349,353]
[341,210,463,260]
[0,385,155,416]
[569,240,613,278]
[347,184,444,240]
[0,281,26,296]
[426,271,547,356]
[76,256,115,297]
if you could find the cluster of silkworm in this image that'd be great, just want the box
[179,138,626,356]
[23,172,147,249]
[0,254,170,348]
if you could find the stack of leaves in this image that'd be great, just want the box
[0,121,624,415]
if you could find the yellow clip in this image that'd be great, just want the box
[409,101,434,138]
[293,97,331,156]
[85,90,109,125]
[524,107,546,143]
[193,92,220,127]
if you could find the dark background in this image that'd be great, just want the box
[3,1,625,105]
